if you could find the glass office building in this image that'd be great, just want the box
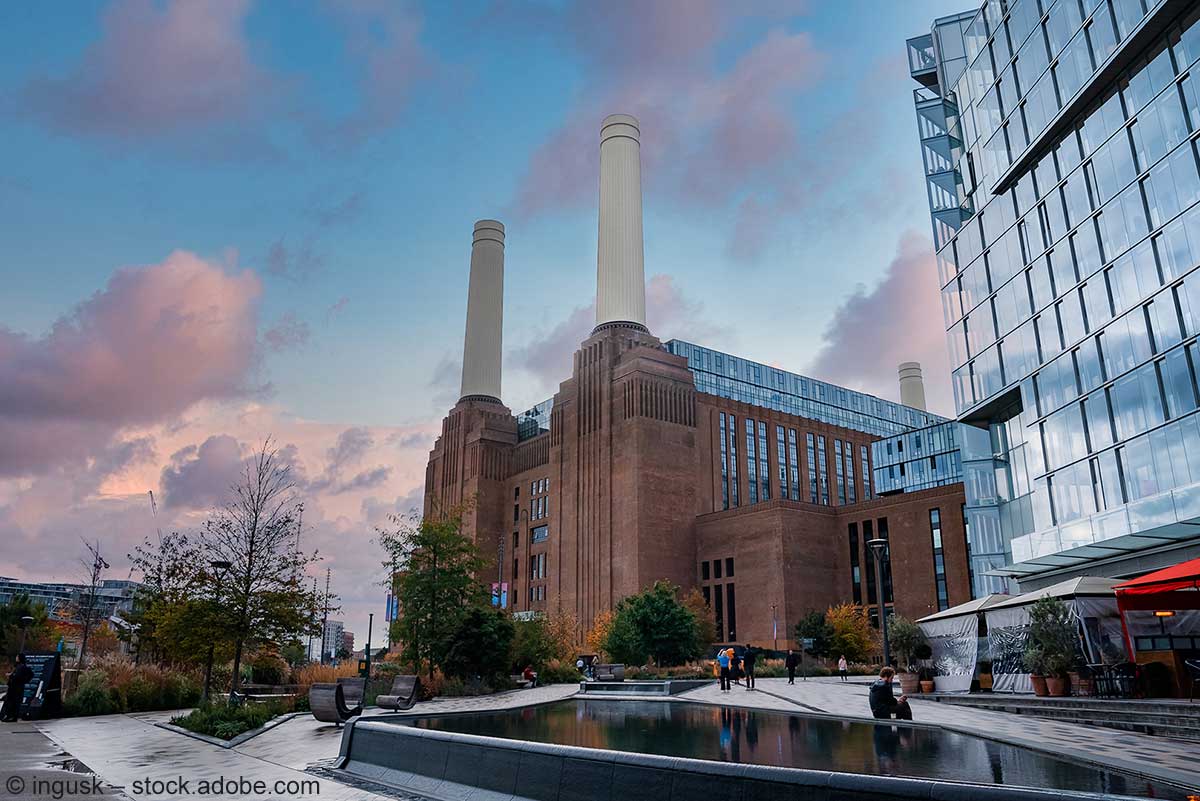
[667,340,944,439]
[909,0,1200,592]
[872,421,970,495]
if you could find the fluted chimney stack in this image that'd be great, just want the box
[898,362,927,411]
[594,114,648,333]
[459,220,505,403]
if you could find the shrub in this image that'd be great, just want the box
[171,699,284,740]
[248,650,289,685]
[443,606,514,683]
[65,669,117,717]
[826,604,878,663]
[1023,596,1077,678]
[539,658,583,684]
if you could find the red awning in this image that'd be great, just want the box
[1113,557,1200,595]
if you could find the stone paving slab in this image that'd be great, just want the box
[0,721,125,801]
[676,677,1200,793]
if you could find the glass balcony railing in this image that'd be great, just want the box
[907,35,937,77]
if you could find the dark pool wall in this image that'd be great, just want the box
[336,717,1164,801]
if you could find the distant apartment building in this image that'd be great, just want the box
[0,576,139,622]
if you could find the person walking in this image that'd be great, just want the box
[716,648,731,692]
[785,649,799,684]
[730,648,742,686]
[868,667,913,721]
[742,644,757,690]
[1,655,33,722]
[838,654,849,682]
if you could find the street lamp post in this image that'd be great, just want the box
[202,560,232,704]
[770,604,778,652]
[364,613,374,680]
[18,615,34,653]
[866,538,890,667]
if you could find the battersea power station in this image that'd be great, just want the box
[425,114,975,649]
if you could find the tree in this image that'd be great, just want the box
[442,607,514,683]
[201,441,323,696]
[826,603,877,663]
[887,616,927,671]
[510,617,556,673]
[585,610,613,659]
[603,581,704,667]
[681,588,717,648]
[794,610,834,658]
[0,593,52,660]
[376,504,486,679]
[74,540,111,668]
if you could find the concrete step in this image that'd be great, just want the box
[921,695,1200,740]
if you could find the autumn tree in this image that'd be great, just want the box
[681,588,717,648]
[585,610,613,660]
[825,603,878,663]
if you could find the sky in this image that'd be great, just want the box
[0,0,971,646]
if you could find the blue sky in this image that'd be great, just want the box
[0,0,969,642]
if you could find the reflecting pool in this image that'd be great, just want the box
[410,699,1189,799]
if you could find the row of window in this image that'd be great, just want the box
[700,558,735,581]
[702,582,737,642]
[716,413,872,510]
[847,518,893,609]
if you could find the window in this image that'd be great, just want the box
[719,413,729,510]
[530,552,547,579]
[512,531,518,549]
[531,525,548,544]
[746,419,758,504]
[863,520,876,605]
[725,558,734,578]
[513,504,519,524]
[846,444,856,504]
[931,509,948,612]
[835,440,846,504]
[530,481,536,496]
[878,517,893,605]
[806,433,818,503]
[513,558,518,581]
[758,421,770,500]
[729,416,740,507]
[714,559,722,579]
[701,561,710,581]
[725,584,737,641]
[514,486,519,499]
[849,522,862,605]
[714,582,724,640]
[818,435,830,505]
[776,425,789,499]
[861,445,871,499]
[788,429,800,501]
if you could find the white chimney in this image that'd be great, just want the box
[594,114,647,332]
[459,220,505,403]
[898,362,927,411]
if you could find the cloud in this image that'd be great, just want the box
[266,241,325,283]
[160,434,243,509]
[806,232,952,415]
[327,427,373,471]
[0,250,261,477]
[310,190,368,228]
[21,0,275,141]
[332,466,392,495]
[309,0,433,148]
[325,297,351,324]
[510,1,822,227]
[263,313,311,352]
[428,354,461,412]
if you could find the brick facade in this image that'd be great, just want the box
[425,327,970,647]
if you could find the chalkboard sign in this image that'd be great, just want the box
[20,652,62,720]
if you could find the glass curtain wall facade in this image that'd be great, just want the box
[909,0,1200,590]
[667,340,943,437]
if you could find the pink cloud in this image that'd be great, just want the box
[22,0,274,139]
[806,232,953,416]
[0,250,261,476]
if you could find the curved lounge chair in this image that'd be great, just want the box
[376,675,420,712]
[310,681,362,727]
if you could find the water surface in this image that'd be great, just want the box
[410,699,1189,799]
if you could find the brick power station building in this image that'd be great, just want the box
[425,114,973,650]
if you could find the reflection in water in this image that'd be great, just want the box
[410,699,1188,799]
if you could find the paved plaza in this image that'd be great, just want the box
[3,680,1198,800]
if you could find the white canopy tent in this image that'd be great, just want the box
[917,595,1010,693]
[983,577,1122,694]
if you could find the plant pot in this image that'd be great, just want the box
[919,680,935,693]
[978,673,993,691]
[1030,674,1049,696]
[898,672,920,696]
[1067,671,1081,696]
[1045,676,1069,697]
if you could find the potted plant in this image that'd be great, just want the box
[917,665,936,693]
[1023,596,1077,697]
[977,661,994,692]
[887,616,926,696]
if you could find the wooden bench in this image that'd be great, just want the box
[376,675,420,712]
